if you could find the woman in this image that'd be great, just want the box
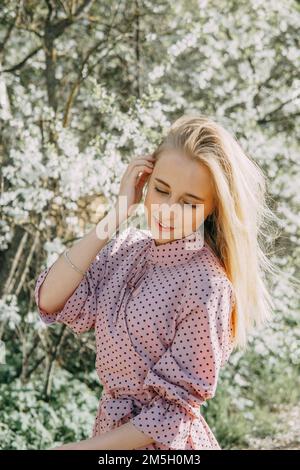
[34,114,275,450]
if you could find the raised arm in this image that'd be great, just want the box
[37,153,154,317]
[38,202,125,316]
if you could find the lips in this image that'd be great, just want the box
[153,216,174,231]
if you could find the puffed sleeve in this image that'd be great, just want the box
[130,277,235,449]
[34,226,133,335]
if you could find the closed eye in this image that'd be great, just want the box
[155,187,198,208]
[155,187,168,195]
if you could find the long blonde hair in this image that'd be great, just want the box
[151,114,284,350]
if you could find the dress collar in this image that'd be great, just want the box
[142,229,209,267]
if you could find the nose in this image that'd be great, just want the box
[158,202,179,226]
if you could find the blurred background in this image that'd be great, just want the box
[0,0,299,450]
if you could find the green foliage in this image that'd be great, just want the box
[0,368,99,450]
[203,345,300,448]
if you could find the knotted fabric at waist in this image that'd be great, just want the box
[92,390,160,436]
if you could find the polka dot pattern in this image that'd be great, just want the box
[34,226,236,450]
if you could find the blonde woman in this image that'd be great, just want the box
[35,114,276,450]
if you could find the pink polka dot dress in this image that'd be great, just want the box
[34,226,236,450]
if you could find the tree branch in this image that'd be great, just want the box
[0,3,21,53]
[2,46,43,73]
[257,93,300,124]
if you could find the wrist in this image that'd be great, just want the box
[79,435,106,450]
[114,198,129,223]
[94,204,126,243]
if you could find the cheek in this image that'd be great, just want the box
[144,189,157,221]
[145,188,161,212]
[182,207,204,231]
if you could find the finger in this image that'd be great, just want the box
[129,159,154,170]
[130,156,155,168]
[135,170,151,188]
[123,162,151,180]
[133,154,155,161]
[129,165,154,180]
[122,160,154,183]
[128,165,153,181]
[135,175,150,201]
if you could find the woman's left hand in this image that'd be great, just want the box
[50,440,90,450]
[48,421,154,450]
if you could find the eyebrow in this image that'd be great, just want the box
[154,177,205,201]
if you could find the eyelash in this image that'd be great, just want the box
[155,187,198,208]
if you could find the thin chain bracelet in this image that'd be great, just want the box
[63,249,86,276]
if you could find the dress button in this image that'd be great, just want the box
[133,285,144,297]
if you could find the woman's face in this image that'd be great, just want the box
[144,149,215,245]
